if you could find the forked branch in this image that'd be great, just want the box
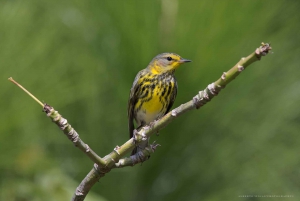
[9,43,272,201]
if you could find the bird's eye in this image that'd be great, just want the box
[166,56,172,61]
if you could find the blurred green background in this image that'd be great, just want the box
[1,0,300,200]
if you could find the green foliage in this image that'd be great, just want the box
[1,0,299,200]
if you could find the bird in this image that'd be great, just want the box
[128,52,191,156]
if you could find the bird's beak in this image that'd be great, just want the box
[179,58,192,63]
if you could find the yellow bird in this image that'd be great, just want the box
[128,53,191,155]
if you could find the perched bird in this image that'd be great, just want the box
[128,53,191,156]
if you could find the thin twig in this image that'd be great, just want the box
[8,43,272,201]
[8,77,44,107]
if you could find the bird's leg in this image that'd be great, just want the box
[133,126,148,148]
[151,141,161,149]
[132,129,139,145]
[132,128,144,155]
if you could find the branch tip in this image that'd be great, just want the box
[8,77,44,107]
[256,43,272,59]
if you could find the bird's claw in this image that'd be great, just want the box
[151,141,161,151]
[132,129,138,144]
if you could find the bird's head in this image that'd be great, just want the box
[147,53,191,74]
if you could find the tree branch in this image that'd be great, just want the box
[43,104,107,167]
[9,43,272,201]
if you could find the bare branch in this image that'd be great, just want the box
[43,104,107,167]
[9,43,272,201]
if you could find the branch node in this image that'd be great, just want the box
[85,144,90,153]
[59,118,68,130]
[193,91,205,109]
[192,96,202,109]
[75,189,84,196]
[221,72,227,80]
[203,90,210,100]
[193,82,221,109]
[65,129,79,145]
[255,48,262,60]
[238,65,244,72]
[43,103,53,114]
[94,164,110,176]
[207,83,218,95]
[114,146,121,155]
[171,109,177,117]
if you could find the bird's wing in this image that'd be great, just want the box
[128,70,143,138]
[165,79,178,114]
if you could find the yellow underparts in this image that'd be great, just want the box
[135,85,166,124]
[141,87,163,113]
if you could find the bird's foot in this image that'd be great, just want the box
[151,141,161,151]
[132,129,138,144]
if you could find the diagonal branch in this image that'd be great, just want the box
[9,43,272,201]
[102,43,272,164]
[72,42,272,201]
[43,104,107,167]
